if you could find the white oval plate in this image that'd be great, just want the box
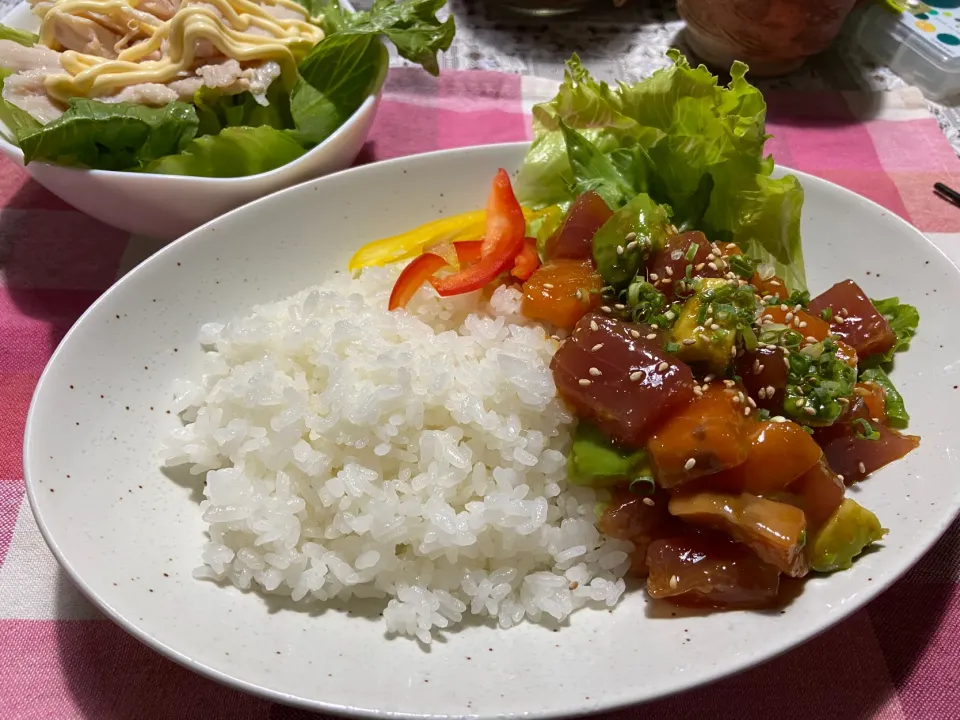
[24,142,960,718]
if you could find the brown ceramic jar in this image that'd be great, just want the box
[678,0,859,77]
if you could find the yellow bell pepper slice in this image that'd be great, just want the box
[348,206,553,271]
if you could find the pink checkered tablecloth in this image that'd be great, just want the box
[1,69,959,719]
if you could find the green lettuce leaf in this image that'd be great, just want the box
[859,366,909,429]
[18,98,199,170]
[291,32,387,144]
[193,83,292,137]
[515,50,807,292]
[0,68,41,143]
[317,0,454,76]
[146,126,305,177]
[0,24,39,47]
[869,297,919,364]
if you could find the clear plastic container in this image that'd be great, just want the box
[855,1,960,101]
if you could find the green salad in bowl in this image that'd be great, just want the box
[0,0,453,177]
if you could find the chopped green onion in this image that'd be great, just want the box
[684,242,699,261]
[665,341,680,353]
[729,254,758,280]
[853,418,880,441]
[820,307,833,322]
[629,476,656,495]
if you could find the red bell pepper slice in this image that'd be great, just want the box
[388,252,448,311]
[481,169,526,258]
[430,236,523,296]
[431,169,526,296]
[511,238,540,281]
[454,240,484,267]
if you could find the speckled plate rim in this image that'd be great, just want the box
[22,142,960,719]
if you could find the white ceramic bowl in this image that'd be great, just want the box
[0,1,383,240]
[24,142,960,718]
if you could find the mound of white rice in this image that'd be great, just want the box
[162,265,632,642]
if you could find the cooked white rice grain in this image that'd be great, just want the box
[163,265,632,642]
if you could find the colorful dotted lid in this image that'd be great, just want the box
[857,0,960,100]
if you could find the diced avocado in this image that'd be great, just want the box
[670,278,735,371]
[810,498,887,573]
[568,421,651,488]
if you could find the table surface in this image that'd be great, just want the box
[1,3,959,720]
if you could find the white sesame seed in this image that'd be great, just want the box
[590,320,599,331]
[769,280,781,286]
[578,378,592,386]
[707,262,718,271]
[703,374,715,383]
[780,304,789,311]
[785,312,794,323]
[795,399,804,407]
[658,361,670,372]
[630,371,643,381]
[661,278,672,284]
[615,303,626,310]
[772,415,787,422]
[730,345,738,357]
[601,306,612,313]
[747,397,757,408]
[706,253,716,261]
[642,497,655,507]
[743,407,752,416]
[669,575,679,589]
[758,388,767,399]
[589,367,602,376]
[625,232,637,242]
[649,273,659,281]
[732,395,741,404]
[804,407,816,416]
[723,379,736,388]
[617,245,624,255]
[591,343,604,352]
[682,338,696,346]
[805,336,818,343]
[793,304,802,313]
[695,263,705,272]
[710,323,721,331]
[543,283,554,289]
[651,324,659,329]
[646,333,657,340]
[575,289,584,300]
[858,462,866,474]
[683,458,697,472]
[837,474,845,482]
[798,321,808,328]
[626,241,638,251]
[666,266,674,276]
[766,385,775,396]
[783,357,790,368]
[757,364,765,373]
[630,329,641,339]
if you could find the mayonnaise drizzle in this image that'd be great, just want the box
[37,0,322,102]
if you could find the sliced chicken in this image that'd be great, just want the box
[42,10,123,58]
[0,39,62,73]
[97,82,179,106]
[137,0,180,21]
[2,69,65,124]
